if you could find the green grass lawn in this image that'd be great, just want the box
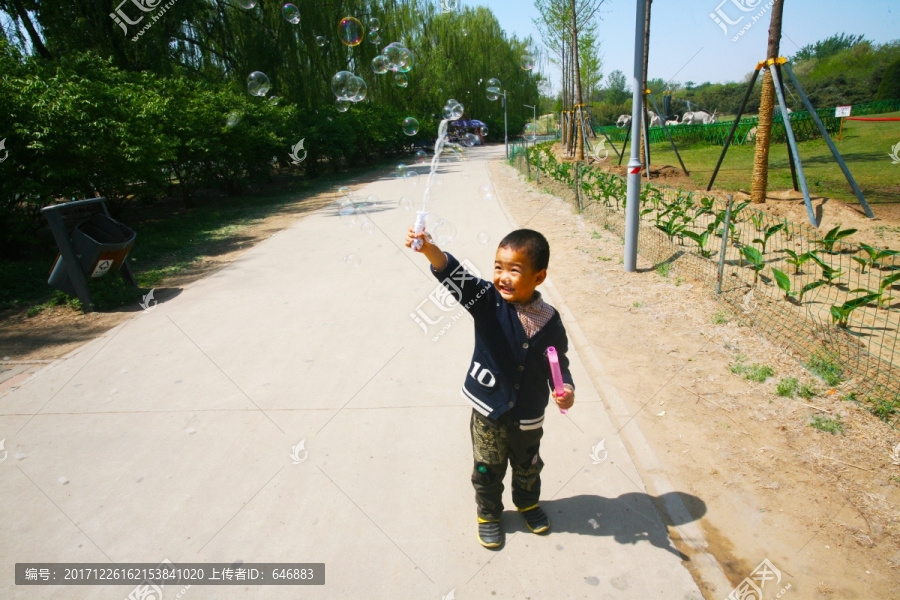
[639,111,900,205]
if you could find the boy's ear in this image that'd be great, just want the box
[534,269,547,286]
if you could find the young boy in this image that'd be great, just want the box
[406,227,575,549]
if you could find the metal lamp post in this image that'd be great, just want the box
[624,0,647,272]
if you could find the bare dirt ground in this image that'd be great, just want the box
[488,157,900,599]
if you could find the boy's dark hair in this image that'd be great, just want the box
[498,229,550,272]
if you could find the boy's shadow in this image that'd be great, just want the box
[504,492,705,560]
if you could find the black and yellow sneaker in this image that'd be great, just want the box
[518,504,550,534]
[477,517,504,549]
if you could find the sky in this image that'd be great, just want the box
[461,0,899,93]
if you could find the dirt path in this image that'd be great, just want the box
[488,158,900,599]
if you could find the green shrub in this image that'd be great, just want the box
[810,414,844,434]
[805,350,845,386]
[777,377,799,397]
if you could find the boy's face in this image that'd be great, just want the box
[493,245,546,303]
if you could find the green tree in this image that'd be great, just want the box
[604,69,629,105]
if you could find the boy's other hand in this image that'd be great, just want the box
[554,387,574,410]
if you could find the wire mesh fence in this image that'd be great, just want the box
[511,142,900,426]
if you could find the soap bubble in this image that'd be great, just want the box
[337,186,352,198]
[344,253,361,268]
[395,48,414,72]
[479,184,492,199]
[477,231,491,245]
[339,204,359,227]
[406,171,419,186]
[247,71,271,96]
[316,35,326,47]
[338,17,364,46]
[336,98,350,112]
[371,55,389,74]
[486,77,501,101]
[395,163,409,178]
[481,126,489,136]
[463,133,478,147]
[462,28,468,37]
[524,44,535,54]
[226,111,241,128]
[399,196,414,211]
[383,42,404,69]
[414,150,428,165]
[523,123,538,141]
[236,0,257,8]
[332,70,364,100]
[442,99,464,120]
[435,176,444,186]
[368,17,381,32]
[369,32,382,45]
[360,218,375,235]
[282,4,300,24]
[348,76,367,102]
[520,55,535,71]
[435,219,457,244]
[394,73,408,87]
[402,117,419,136]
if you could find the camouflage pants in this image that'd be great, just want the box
[470,409,544,521]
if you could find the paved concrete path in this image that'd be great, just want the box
[1,145,707,599]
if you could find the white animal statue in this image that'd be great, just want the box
[745,126,758,143]
[665,117,680,126]
[681,109,718,125]
[647,110,660,128]
[616,114,632,128]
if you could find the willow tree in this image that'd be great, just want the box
[535,0,606,160]
[750,0,786,204]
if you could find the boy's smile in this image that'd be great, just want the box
[493,246,546,304]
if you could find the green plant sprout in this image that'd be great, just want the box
[830,293,880,328]
[683,229,716,258]
[752,223,786,255]
[813,224,858,254]
[808,251,844,285]
[741,246,766,284]
[782,249,814,274]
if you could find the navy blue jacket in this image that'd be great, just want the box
[431,253,574,429]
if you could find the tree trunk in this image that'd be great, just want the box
[639,0,651,175]
[750,0,785,204]
[10,0,51,59]
[572,0,585,161]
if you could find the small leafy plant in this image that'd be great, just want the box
[809,414,844,434]
[741,246,766,283]
[782,249,813,274]
[683,229,716,258]
[805,350,844,386]
[830,293,879,328]
[752,223,786,255]
[813,224,858,254]
[777,377,799,397]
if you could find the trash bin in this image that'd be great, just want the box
[48,213,136,294]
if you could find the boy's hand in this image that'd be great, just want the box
[404,226,435,252]
[405,226,447,271]
[554,386,574,410]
